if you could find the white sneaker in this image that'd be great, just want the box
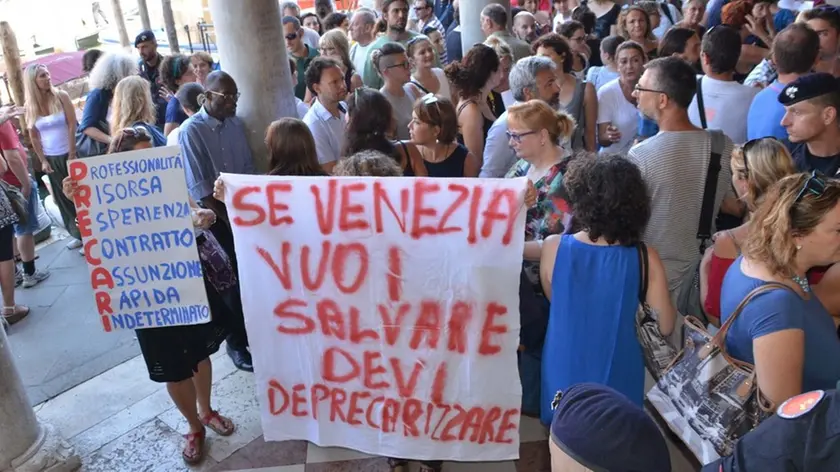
[22,270,50,288]
[66,239,83,250]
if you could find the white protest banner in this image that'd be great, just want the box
[69,146,210,333]
[223,174,526,461]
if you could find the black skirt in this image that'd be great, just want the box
[136,277,234,383]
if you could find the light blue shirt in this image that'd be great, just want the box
[747,81,788,141]
[303,99,346,165]
[480,109,517,178]
[179,108,256,202]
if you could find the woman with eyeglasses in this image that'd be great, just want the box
[719,171,840,406]
[63,126,239,464]
[533,33,598,152]
[407,35,452,102]
[343,87,428,176]
[409,95,479,177]
[109,76,166,147]
[538,154,675,419]
[617,5,659,59]
[23,64,82,250]
[701,138,797,326]
[373,42,417,140]
[317,29,363,98]
[505,100,576,289]
[597,41,646,154]
[445,44,505,162]
[557,20,591,79]
[160,54,198,137]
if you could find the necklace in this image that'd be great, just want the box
[791,274,811,293]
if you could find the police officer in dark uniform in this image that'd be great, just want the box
[703,385,840,472]
[135,30,168,130]
[779,73,840,177]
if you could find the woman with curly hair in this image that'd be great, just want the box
[109,76,166,147]
[720,172,840,405]
[160,54,198,136]
[444,44,504,160]
[617,5,659,58]
[538,154,675,421]
[79,52,137,150]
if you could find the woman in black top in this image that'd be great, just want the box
[409,94,479,177]
[344,87,428,177]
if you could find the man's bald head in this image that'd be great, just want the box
[204,71,239,120]
[514,11,537,42]
[205,71,236,92]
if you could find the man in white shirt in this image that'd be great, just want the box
[630,56,734,293]
[303,57,348,173]
[481,56,561,177]
[349,10,378,76]
[688,25,759,144]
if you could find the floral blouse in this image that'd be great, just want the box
[506,158,571,288]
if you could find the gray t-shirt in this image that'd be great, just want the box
[628,130,734,292]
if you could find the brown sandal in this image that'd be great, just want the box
[2,305,30,328]
[182,427,206,465]
[200,410,235,436]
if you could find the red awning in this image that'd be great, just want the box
[22,51,87,85]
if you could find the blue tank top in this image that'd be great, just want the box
[540,235,645,425]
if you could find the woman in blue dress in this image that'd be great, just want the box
[538,153,676,424]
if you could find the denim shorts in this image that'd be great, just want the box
[14,178,40,237]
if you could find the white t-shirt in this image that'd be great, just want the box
[295,97,309,119]
[303,27,320,50]
[350,42,374,80]
[167,126,181,146]
[688,75,759,145]
[653,2,683,38]
[628,130,734,291]
[596,78,638,154]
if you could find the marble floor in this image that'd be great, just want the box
[34,347,552,472]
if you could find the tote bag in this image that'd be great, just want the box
[646,283,785,464]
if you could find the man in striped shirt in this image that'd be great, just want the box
[413,0,448,63]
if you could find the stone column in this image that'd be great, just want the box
[460,0,511,53]
[208,0,298,171]
[0,328,81,472]
[137,0,152,31]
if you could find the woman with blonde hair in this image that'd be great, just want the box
[720,172,840,406]
[407,35,452,101]
[109,76,166,147]
[318,29,363,95]
[23,63,82,249]
[617,5,658,58]
[79,52,137,151]
[701,138,797,324]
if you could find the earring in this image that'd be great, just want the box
[796,245,802,251]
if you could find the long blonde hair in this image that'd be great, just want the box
[110,76,156,136]
[23,65,62,126]
[731,138,797,211]
[320,29,355,74]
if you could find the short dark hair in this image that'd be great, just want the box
[372,42,407,72]
[571,6,596,34]
[601,35,625,59]
[300,12,322,32]
[773,23,820,75]
[562,153,651,246]
[558,20,585,39]
[82,49,104,73]
[344,87,397,158]
[324,12,347,31]
[811,90,840,122]
[282,15,302,29]
[701,25,741,74]
[801,5,840,32]
[176,82,204,114]
[304,56,342,95]
[482,4,508,28]
[646,56,697,109]
[658,27,696,57]
[160,54,193,92]
[532,33,573,73]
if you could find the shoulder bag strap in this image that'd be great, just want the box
[697,130,723,253]
[636,242,649,304]
[696,76,707,129]
[713,281,794,349]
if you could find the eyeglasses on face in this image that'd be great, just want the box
[633,84,665,94]
[386,61,410,70]
[206,90,241,102]
[506,130,538,143]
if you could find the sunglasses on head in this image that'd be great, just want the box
[793,170,827,206]
[121,125,152,140]
[740,137,778,175]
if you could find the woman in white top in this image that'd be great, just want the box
[406,35,452,102]
[597,41,646,154]
[23,64,81,249]
[373,42,417,141]
[166,83,205,146]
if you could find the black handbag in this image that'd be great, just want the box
[75,121,109,158]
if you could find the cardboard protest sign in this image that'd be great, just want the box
[69,146,210,332]
[223,175,526,461]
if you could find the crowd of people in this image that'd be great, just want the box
[2,0,840,469]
